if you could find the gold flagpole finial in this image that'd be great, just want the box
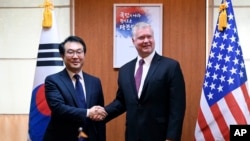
[41,0,54,28]
[218,0,228,31]
[78,127,88,139]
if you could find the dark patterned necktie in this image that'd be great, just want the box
[135,59,144,92]
[74,74,87,108]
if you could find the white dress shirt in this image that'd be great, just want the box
[134,51,155,98]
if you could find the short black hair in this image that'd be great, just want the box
[59,35,87,55]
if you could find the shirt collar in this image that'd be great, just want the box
[137,51,155,65]
[66,69,83,80]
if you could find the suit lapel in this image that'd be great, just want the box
[82,72,91,107]
[59,69,82,108]
[131,60,138,94]
[140,53,161,100]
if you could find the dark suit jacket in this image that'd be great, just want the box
[43,69,106,141]
[105,53,186,141]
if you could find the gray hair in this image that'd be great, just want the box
[131,22,154,39]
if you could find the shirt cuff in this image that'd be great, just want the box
[86,109,89,117]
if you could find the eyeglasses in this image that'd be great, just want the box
[66,49,84,56]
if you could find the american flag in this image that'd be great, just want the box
[194,0,250,140]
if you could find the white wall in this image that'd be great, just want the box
[0,0,71,114]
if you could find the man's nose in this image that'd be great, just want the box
[143,37,149,42]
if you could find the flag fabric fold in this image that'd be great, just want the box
[28,7,64,141]
[194,0,250,140]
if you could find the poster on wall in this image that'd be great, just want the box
[113,4,163,68]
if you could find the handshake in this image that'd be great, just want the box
[88,106,108,121]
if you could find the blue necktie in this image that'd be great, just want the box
[74,74,88,141]
[74,74,87,108]
[135,59,144,92]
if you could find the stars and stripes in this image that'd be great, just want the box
[194,0,250,140]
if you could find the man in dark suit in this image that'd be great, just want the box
[94,22,186,141]
[43,36,106,141]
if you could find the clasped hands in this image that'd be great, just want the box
[88,106,107,121]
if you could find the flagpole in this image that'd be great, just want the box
[28,1,64,140]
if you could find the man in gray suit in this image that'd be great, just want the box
[43,36,106,141]
[93,22,186,141]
